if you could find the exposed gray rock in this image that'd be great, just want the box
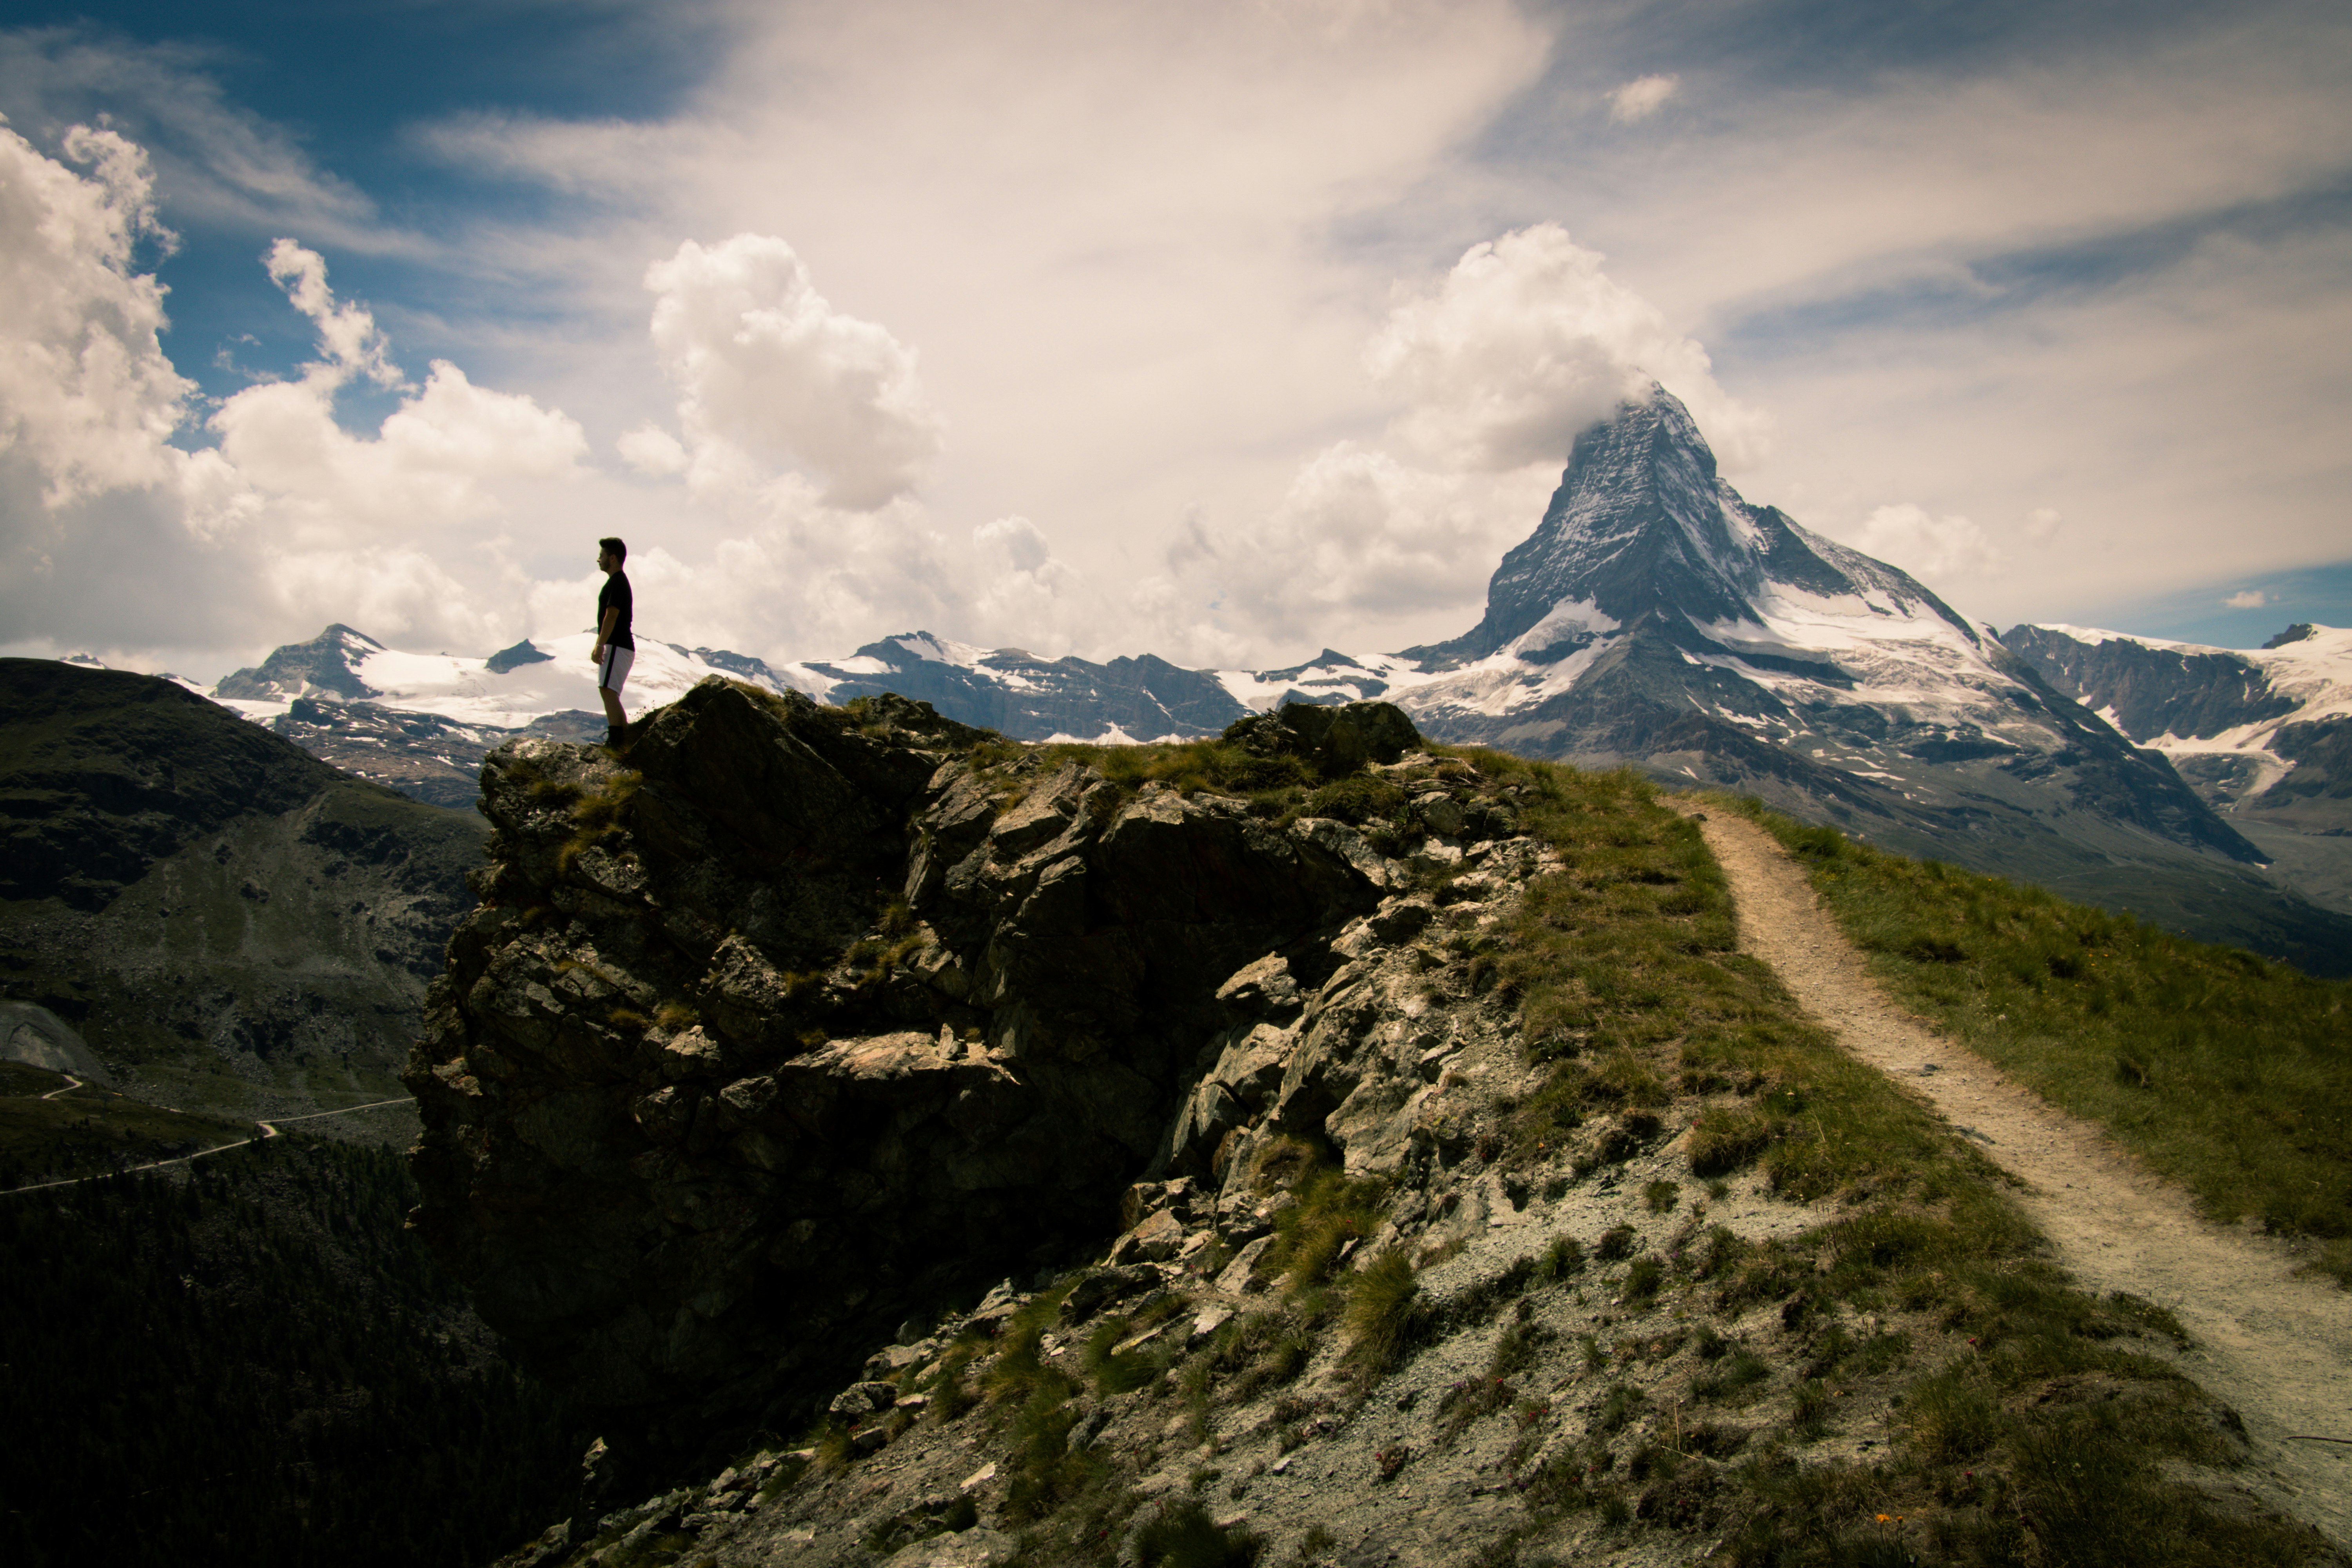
[406,677,1401,1462]
[1225,700,1420,776]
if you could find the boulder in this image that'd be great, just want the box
[1058,1265,1159,1323]
[1109,1207,1189,1265]
[1213,953,1303,1019]
[830,1381,899,1418]
[1223,700,1421,777]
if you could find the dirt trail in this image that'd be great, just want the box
[1677,805,2352,1545]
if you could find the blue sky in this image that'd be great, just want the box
[2,0,2347,677]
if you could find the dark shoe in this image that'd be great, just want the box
[606,723,629,748]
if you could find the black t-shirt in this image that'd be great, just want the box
[598,571,634,650]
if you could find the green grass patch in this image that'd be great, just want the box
[1131,1497,1262,1568]
[1264,1158,1389,1292]
[1463,759,2322,1560]
[1344,1248,1420,1377]
[1038,735,1323,816]
[1721,795,2352,1285]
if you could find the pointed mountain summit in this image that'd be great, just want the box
[1413,387,1969,666]
[1350,387,2351,971]
[214,623,387,702]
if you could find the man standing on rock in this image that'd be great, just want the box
[591,536,634,748]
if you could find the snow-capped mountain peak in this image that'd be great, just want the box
[1412,387,1976,668]
[2001,621,2352,827]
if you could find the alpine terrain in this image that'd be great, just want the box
[2003,621,2352,913]
[1302,389,2352,971]
[127,389,2347,970]
[0,658,484,1126]
[399,689,2347,1568]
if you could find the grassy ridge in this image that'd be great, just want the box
[1463,755,2323,1565]
[897,743,2329,1564]
[1721,797,2352,1288]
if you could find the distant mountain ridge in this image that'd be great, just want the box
[2002,621,2352,918]
[121,388,2352,970]
[2000,622,2352,817]
[797,632,1253,740]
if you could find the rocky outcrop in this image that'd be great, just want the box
[405,683,1445,1458]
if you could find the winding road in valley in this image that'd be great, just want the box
[2,1096,418,1196]
[1674,803,2352,1547]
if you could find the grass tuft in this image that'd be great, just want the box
[1344,1249,1419,1377]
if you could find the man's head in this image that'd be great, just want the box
[598,536,628,572]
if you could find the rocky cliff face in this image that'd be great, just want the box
[0,659,485,1121]
[405,683,1438,1458]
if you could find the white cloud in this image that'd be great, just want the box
[1122,224,1757,660]
[1364,223,1770,474]
[0,120,189,505]
[264,237,401,387]
[0,131,601,665]
[1850,503,2007,582]
[405,0,1554,661]
[617,423,689,475]
[644,234,944,510]
[202,245,589,546]
[1607,74,1679,124]
[975,514,1054,575]
[2024,506,2062,545]
[2223,588,2270,609]
[1143,439,1556,659]
[969,514,1091,649]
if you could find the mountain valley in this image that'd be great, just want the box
[0,658,485,1127]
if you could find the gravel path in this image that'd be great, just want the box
[1677,804,2352,1545]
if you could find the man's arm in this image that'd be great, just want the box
[593,605,619,660]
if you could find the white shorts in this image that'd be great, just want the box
[598,644,634,692]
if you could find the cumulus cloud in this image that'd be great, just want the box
[2223,588,2270,609]
[1122,223,1771,659]
[644,234,944,510]
[967,515,1094,649]
[1607,74,1679,123]
[0,120,190,505]
[199,243,588,546]
[1143,441,1557,657]
[264,237,401,387]
[1853,503,2007,581]
[617,423,689,476]
[0,127,604,663]
[1365,223,1770,473]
